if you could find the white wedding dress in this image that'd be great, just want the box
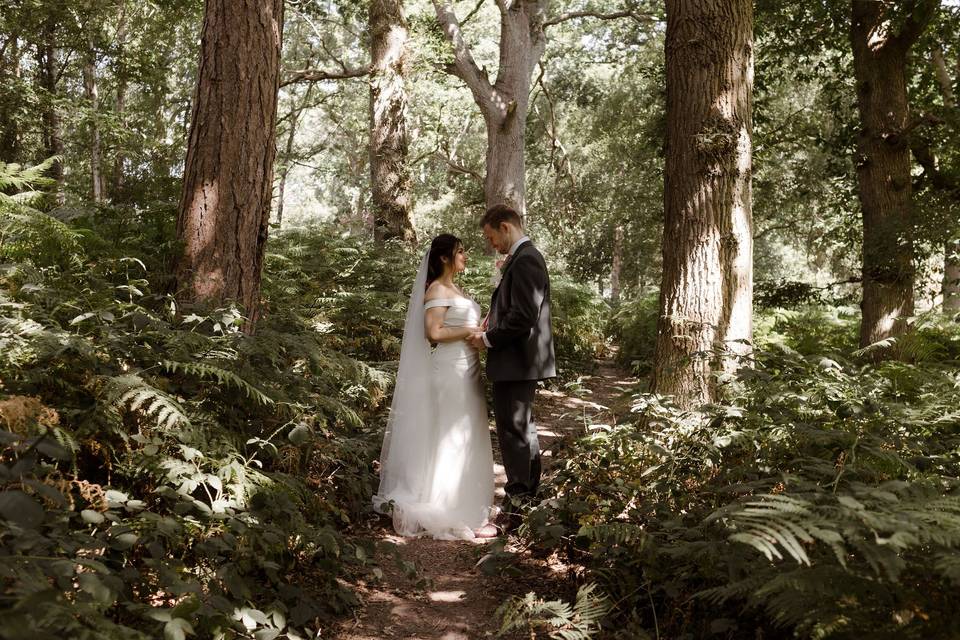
[373,254,495,540]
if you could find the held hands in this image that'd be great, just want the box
[466,328,487,351]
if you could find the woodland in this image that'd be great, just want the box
[1,0,960,638]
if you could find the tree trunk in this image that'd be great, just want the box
[945,241,960,311]
[849,0,937,353]
[433,1,547,218]
[275,119,296,229]
[276,84,314,228]
[112,2,129,199]
[82,42,105,203]
[175,0,284,331]
[370,0,415,245]
[36,22,64,202]
[0,36,20,163]
[610,223,623,304]
[651,0,754,408]
[932,43,959,311]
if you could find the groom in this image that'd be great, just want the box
[467,204,556,532]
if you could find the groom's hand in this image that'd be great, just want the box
[467,332,487,350]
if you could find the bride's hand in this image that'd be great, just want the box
[466,329,486,350]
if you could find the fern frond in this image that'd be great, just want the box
[161,361,274,406]
[496,584,610,640]
[102,374,191,431]
[577,522,649,547]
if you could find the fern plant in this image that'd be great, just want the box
[496,583,612,640]
[525,334,960,639]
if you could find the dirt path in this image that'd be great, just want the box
[332,357,640,640]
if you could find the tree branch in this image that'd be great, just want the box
[543,9,656,29]
[460,0,486,28]
[281,66,369,87]
[891,0,939,50]
[432,1,494,106]
[912,141,959,194]
[442,154,484,184]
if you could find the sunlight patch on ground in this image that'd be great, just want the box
[429,590,467,602]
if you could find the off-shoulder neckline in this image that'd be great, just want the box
[424,296,475,306]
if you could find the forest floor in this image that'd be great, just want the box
[331,355,640,640]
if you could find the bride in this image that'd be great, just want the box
[373,234,498,540]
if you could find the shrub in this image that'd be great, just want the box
[608,294,659,376]
[549,277,610,375]
[525,341,960,639]
[0,191,398,637]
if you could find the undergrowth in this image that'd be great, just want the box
[524,312,960,639]
[0,162,401,639]
[0,160,611,639]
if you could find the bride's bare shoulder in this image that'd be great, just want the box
[424,281,456,301]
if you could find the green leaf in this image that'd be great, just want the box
[288,423,312,445]
[81,509,105,524]
[0,490,44,528]
[163,618,194,640]
[111,532,139,549]
[78,573,116,606]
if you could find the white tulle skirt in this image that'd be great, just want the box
[373,341,495,540]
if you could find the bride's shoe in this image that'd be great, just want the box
[472,523,500,539]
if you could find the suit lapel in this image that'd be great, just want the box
[499,241,531,281]
[491,241,533,316]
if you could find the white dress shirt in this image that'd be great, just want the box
[482,236,530,347]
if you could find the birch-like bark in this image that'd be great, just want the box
[932,43,960,311]
[82,40,105,203]
[112,1,128,198]
[610,224,623,304]
[433,0,547,217]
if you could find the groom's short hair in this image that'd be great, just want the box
[480,204,523,230]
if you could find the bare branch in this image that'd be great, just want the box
[442,154,484,184]
[460,0,486,28]
[432,1,494,106]
[533,64,575,189]
[281,66,369,87]
[543,9,656,29]
[931,43,957,108]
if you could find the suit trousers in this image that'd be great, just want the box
[492,380,540,500]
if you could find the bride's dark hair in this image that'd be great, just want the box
[426,234,462,289]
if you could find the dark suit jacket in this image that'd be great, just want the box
[486,241,557,382]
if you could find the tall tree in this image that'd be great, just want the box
[82,36,105,203]
[432,3,646,216]
[370,0,415,244]
[0,34,21,162]
[175,0,284,330]
[111,0,129,198]
[849,0,938,352]
[36,17,64,201]
[432,0,548,216]
[930,42,959,311]
[651,0,754,407]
